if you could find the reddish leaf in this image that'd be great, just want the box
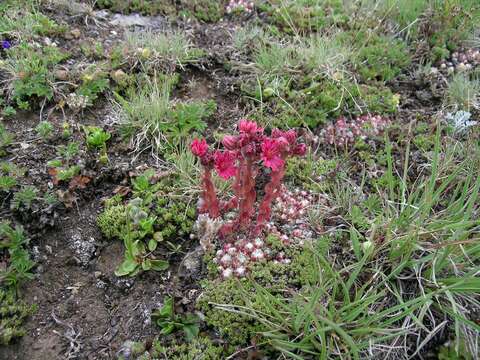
[69,175,91,190]
[48,168,60,186]
[113,185,131,196]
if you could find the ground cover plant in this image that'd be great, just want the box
[0,0,479,359]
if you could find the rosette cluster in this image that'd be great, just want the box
[226,0,254,14]
[438,48,480,74]
[321,115,389,147]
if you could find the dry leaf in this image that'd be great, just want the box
[69,175,91,190]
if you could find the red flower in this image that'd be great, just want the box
[238,120,263,135]
[214,151,237,179]
[261,139,284,171]
[191,139,208,157]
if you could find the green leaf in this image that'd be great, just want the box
[115,258,138,276]
[159,323,175,335]
[183,323,199,341]
[142,259,152,271]
[148,239,157,252]
[150,259,169,271]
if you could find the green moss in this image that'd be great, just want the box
[0,289,37,345]
[153,196,196,241]
[97,204,128,240]
[151,336,225,359]
[354,33,411,82]
[261,0,348,33]
[285,155,338,191]
[197,277,262,346]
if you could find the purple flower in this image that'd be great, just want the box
[2,40,11,50]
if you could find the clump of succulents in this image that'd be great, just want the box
[320,114,390,147]
[191,120,308,278]
[226,0,254,13]
[437,48,480,74]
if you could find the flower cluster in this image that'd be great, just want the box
[320,114,390,147]
[226,0,254,14]
[191,120,306,238]
[437,48,480,74]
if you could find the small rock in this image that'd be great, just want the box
[68,234,96,267]
[55,70,69,81]
[177,246,204,278]
[111,69,127,83]
[94,271,102,278]
[71,28,81,39]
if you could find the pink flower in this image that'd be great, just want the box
[214,151,236,179]
[238,120,263,135]
[191,139,208,157]
[222,135,238,150]
[261,139,284,171]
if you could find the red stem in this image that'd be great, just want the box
[201,168,220,218]
[254,166,285,235]
[238,157,256,229]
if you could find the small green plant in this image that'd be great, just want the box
[0,1,62,40]
[75,66,110,106]
[0,176,16,192]
[0,123,14,156]
[84,126,111,164]
[11,185,38,210]
[84,126,111,149]
[35,121,54,139]
[0,161,21,192]
[98,170,197,276]
[61,122,72,139]
[152,297,200,341]
[0,43,69,109]
[57,142,79,163]
[114,198,169,277]
[47,141,82,184]
[0,222,35,288]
